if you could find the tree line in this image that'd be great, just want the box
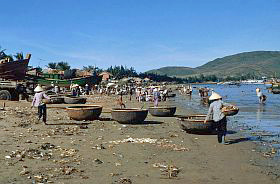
[0,46,264,83]
[43,62,267,83]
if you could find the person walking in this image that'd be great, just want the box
[153,88,160,107]
[85,84,90,95]
[204,92,229,144]
[31,85,50,124]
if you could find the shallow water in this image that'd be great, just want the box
[177,84,280,132]
[175,84,280,153]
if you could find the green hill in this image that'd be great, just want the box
[146,51,280,78]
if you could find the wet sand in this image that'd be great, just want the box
[0,94,279,184]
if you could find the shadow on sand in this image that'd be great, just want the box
[182,130,237,135]
[119,120,164,125]
[226,137,251,145]
[45,122,90,126]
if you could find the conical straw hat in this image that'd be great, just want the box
[209,92,222,100]
[34,85,43,92]
[256,88,260,92]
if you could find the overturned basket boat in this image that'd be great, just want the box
[177,114,214,133]
[111,108,148,124]
[64,96,87,104]
[148,106,176,117]
[66,105,103,121]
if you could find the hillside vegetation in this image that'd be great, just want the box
[146,51,280,78]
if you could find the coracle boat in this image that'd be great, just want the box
[111,108,148,124]
[177,114,214,133]
[148,106,176,117]
[42,97,64,104]
[66,105,103,121]
[64,96,87,104]
[166,93,176,98]
[222,106,239,116]
[271,87,280,94]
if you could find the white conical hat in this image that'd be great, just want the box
[34,85,43,92]
[209,92,222,100]
[256,88,260,92]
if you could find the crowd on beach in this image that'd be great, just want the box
[31,81,268,145]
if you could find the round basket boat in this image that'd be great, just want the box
[222,106,239,116]
[111,108,148,124]
[177,114,214,133]
[64,96,87,104]
[148,106,176,117]
[51,97,65,104]
[66,105,103,121]
[167,93,176,98]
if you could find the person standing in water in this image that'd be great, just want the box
[256,88,266,103]
[31,85,50,124]
[204,92,229,144]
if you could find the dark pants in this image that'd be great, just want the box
[38,104,47,123]
[214,117,227,143]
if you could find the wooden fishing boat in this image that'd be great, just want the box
[0,54,31,80]
[37,75,99,87]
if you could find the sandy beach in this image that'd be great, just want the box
[0,93,279,184]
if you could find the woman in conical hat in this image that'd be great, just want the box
[31,85,50,124]
[205,92,230,144]
[209,92,222,101]
[34,85,43,92]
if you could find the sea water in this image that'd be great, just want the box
[176,84,280,151]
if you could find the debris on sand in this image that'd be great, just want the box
[42,126,82,136]
[156,142,189,151]
[107,137,189,151]
[94,159,104,164]
[92,144,106,150]
[118,177,132,184]
[153,163,180,179]
[109,137,158,144]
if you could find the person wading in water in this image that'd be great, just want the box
[256,88,266,103]
[31,85,50,124]
[204,92,230,144]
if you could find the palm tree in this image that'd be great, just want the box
[0,46,7,60]
[14,52,24,60]
[56,61,70,71]
[47,62,57,69]
[83,65,95,72]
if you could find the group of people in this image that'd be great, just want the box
[180,85,193,95]
[31,82,267,145]
[70,84,90,96]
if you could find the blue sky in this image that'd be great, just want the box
[1,0,280,72]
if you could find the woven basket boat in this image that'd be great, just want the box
[148,106,176,117]
[64,96,87,104]
[222,106,239,116]
[66,105,102,121]
[177,114,214,133]
[111,108,148,124]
